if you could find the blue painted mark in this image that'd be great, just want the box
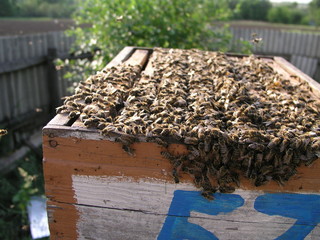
[157,190,244,240]
[254,193,320,240]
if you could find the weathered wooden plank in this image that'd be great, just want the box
[125,49,149,67]
[43,130,320,207]
[46,200,78,240]
[46,113,70,126]
[274,57,320,97]
[48,177,320,240]
[104,46,135,69]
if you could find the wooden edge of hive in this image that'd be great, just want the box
[274,56,320,98]
[46,113,70,126]
[104,46,153,69]
[104,46,135,69]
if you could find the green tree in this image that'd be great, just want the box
[15,0,76,18]
[267,4,306,25]
[70,0,232,69]
[236,0,272,21]
[0,0,16,17]
[309,0,320,26]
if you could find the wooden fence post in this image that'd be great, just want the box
[47,48,60,117]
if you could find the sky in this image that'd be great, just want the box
[270,0,311,3]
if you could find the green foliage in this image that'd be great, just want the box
[70,0,232,71]
[235,0,272,21]
[13,0,76,18]
[13,168,39,216]
[267,5,305,25]
[309,0,320,26]
[0,0,17,17]
[0,150,45,240]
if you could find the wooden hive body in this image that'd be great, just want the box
[43,47,320,239]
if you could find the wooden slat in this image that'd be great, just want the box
[274,57,320,98]
[43,129,320,206]
[46,113,70,126]
[48,176,320,240]
[104,46,135,69]
[124,49,149,67]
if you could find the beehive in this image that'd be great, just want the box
[43,47,320,240]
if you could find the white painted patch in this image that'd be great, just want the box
[72,175,320,240]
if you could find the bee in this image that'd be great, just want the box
[280,138,290,152]
[85,96,93,104]
[184,137,198,145]
[172,168,180,183]
[122,144,135,156]
[267,137,282,149]
[154,137,169,148]
[283,148,293,165]
[248,143,265,152]
[0,129,8,136]
[201,191,214,200]
[79,113,89,122]
[56,105,68,114]
[219,185,235,193]
[204,137,211,153]
[273,175,285,186]
[189,146,200,159]
[311,140,320,150]
[68,111,80,119]
[116,135,136,146]
[254,175,268,187]
[161,151,175,161]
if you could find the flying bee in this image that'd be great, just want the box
[0,129,8,136]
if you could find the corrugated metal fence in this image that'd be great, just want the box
[0,31,75,154]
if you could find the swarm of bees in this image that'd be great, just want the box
[59,47,320,199]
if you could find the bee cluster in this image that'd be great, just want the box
[58,47,320,199]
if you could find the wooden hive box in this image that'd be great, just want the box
[43,47,320,240]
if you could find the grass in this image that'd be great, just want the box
[0,147,48,240]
